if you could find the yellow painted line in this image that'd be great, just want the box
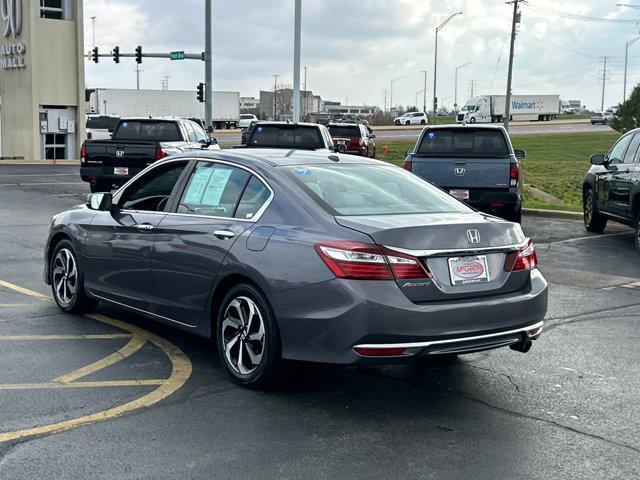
[0,282,193,443]
[0,334,132,341]
[53,333,147,383]
[0,303,40,307]
[0,279,51,300]
[0,379,165,390]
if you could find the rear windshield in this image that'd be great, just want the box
[327,126,360,137]
[113,121,182,142]
[417,129,510,158]
[283,164,470,216]
[86,116,119,131]
[249,126,324,149]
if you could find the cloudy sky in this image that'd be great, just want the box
[83,0,640,111]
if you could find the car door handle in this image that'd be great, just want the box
[136,223,154,231]
[213,229,235,239]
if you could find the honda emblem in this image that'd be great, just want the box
[455,167,465,176]
[466,229,480,244]
[115,150,125,158]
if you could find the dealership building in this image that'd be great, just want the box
[0,0,85,160]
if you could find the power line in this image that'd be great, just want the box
[518,31,600,58]
[525,4,640,23]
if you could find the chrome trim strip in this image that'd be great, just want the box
[90,293,197,328]
[112,156,275,223]
[384,238,529,258]
[353,320,543,351]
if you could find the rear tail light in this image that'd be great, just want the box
[510,162,519,187]
[80,143,86,164]
[156,147,169,161]
[315,241,430,280]
[403,159,412,171]
[504,239,537,272]
[86,131,92,140]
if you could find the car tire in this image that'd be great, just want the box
[420,119,426,125]
[50,239,98,314]
[405,120,411,126]
[469,117,476,124]
[216,283,281,389]
[584,188,607,233]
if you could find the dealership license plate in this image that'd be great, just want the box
[114,167,129,176]
[448,255,490,286]
[449,189,469,200]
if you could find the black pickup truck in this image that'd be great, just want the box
[80,117,219,192]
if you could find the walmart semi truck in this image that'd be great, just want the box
[456,95,561,123]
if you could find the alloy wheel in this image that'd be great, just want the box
[221,296,266,375]
[52,248,78,306]
[584,194,593,226]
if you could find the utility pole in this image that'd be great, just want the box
[383,90,388,113]
[292,0,302,122]
[624,38,640,101]
[421,70,427,113]
[272,74,279,119]
[503,0,520,131]
[601,56,609,111]
[454,62,471,113]
[90,16,96,48]
[204,0,213,131]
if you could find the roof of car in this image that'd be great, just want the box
[425,123,507,131]
[326,122,361,127]
[254,121,321,127]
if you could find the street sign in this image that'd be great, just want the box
[170,51,185,60]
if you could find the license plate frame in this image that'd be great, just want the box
[449,189,470,200]
[448,255,490,286]
[114,167,129,176]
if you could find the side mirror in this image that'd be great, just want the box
[86,192,113,211]
[514,149,526,159]
[590,153,605,166]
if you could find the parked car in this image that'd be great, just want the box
[240,120,259,145]
[80,117,219,192]
[239,114,258,128]
[45,149,547,387]
[583,128,640,251]
[591,111,614,125]
[327,123,376,157]
[403,125,524,222]
[240,121,335,151]
[85,114,120,140]
[394,111,428,126]
[330,113,369,126]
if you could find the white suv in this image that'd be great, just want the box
[239,114,258,128]
[394,111,428,126]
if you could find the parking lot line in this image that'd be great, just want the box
[0,279,193,444]
[0,333,131,340]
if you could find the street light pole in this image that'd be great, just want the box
[624,37,640,101]
[390,76,405,114]
[433,12,463,125]
[90,16,96,48]
[292,0,302,122]
[454,62,471,113]
[421,70,427,113]
[204,0,213,131]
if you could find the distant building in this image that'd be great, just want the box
[325,104,381,117]
[568,100,582,113]
[240,96,259,111]
[259,88,323,119]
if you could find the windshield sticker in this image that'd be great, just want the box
[293,168,311,175]
[122,122,128,128]
[256,126,263,133]
[427,132,435,141]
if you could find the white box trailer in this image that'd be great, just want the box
[456,95,560,123]
[86,88,240,129]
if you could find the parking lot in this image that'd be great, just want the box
[0,164,638,479]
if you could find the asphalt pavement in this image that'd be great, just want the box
[0,164,638,479]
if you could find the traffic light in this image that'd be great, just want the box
[112,46,120,63]
[135,45,142,64]
[196,82,205,103]
[91,46,99,63]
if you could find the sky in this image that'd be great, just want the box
[83,0,640,111]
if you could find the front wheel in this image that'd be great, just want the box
[405,120,411,126]
[50,240,98,313]
[469,117,476,124]
[217,283,281,388]
[584,188,607,233]
[420,119,426,125]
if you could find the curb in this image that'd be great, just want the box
[523,208,582,220]
[0,159,80,165]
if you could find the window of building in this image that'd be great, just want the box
[44,134,66,160]
[40,0,69,20]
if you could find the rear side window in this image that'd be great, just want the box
[327,126,361,137]
[235,176,271,219]
[417,129,510,158]
[177,162,251,218]
[249,126,323,149]
[86,116,119,131]
[114,121,182,142]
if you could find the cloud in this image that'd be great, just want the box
[83,0,640,110]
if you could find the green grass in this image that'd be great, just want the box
[375,131,621,212]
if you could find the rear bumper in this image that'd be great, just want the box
[272,268,548,365]
[465,191,521,214]
[80,165,145,186]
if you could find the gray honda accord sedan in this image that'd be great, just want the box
[44,149,547,387]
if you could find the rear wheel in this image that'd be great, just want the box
[469,117,476,124]
[584,188,607,233]
[217,283,281,388]
[405,120,411,126]
[50,240,97,314]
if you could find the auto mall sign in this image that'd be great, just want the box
[0,0,26,70]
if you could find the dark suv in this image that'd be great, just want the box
[583,128,640,251]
